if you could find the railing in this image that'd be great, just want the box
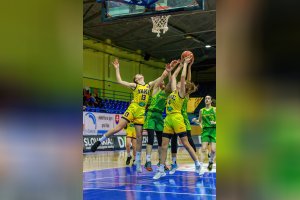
[99,88,132,102]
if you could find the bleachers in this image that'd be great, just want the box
[84,98,130,114]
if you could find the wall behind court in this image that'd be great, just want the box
[83,38,166,94]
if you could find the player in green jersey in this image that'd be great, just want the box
[153,56,201,180]
[143,60,180,171]
[199,95,216,171]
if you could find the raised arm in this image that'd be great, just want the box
[187,58,194,82]
[149,60,180,89]
[151,60,179,95]
[164,69,172,93]
[178,60,188,98]
[170,61,184,91]
[151,64,170,96]
[113,58,136,90]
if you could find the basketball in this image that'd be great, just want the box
[181,51,194,62]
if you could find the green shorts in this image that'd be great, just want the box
[143,111,164,131]
[201,127,216,143]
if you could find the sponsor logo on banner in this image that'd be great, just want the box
[83,112,97,135]
[83,112,114,135]
[83,135,114,151]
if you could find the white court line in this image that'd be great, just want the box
[83,180,216,190]
[87,174,215,181]
[83,166,127,173]
[83,187,216,197]
[84,164,216,173]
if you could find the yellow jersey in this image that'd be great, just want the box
[166,90,185,114]
[132,84,151,107]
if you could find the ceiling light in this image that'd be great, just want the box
[205,45,211,48]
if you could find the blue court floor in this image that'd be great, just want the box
[83,165,216,200]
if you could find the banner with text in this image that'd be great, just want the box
[83,112,125,135]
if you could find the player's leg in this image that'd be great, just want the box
[125,137,132,165]
[207,143,211,158]
[155,131,162,164]
[179,134,202,174]
[153,134,172,179]
[143,112,155,171]
[207,128,216,171]
[187,130,197,152]
[145,129,155,171]
[169,134,178,174]
[132,137,137,165]
[134,124,144,173]
[208,142,216,171]
[153,115,173,179]
[200,127,210,165]
[91,118,128,152]
[155,112,168,170]
[200,142,208,162]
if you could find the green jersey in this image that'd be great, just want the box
[201,107,216,128]
[148,89,167,113]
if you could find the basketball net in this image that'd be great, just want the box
[151,15,170,37]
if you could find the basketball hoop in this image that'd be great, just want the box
[151,15,170,37]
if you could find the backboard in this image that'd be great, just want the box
[97,0,205,21]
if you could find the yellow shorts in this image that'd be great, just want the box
[122,103,146,125]
[126,128,136,139]
[163,113,187,134]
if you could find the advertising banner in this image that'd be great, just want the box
[83,112,125,135]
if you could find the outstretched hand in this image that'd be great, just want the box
[166,59,181,72]
[112,58,119,69]
[183,55,193,64]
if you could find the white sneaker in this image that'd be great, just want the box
[153,171,166,180]
[169,163,178,175]
[196,165,204,175]
[136,161,142,173]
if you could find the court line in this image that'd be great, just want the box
[83,180,216,189]
[87,174,216,181]
[83,187,216,197]
[83,166,128,173]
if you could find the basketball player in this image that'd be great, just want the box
[169,58,198,175]
[91,58,176,173]
[143,60,181,171]
[124,122,136,165]
[199,95,216,171]
[153,56,201,180]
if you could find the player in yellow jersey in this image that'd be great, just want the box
[169,58,198,174]
[153,56,202,180]
[124,122,136,165]
[91,58,177,173]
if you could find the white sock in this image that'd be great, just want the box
[127,154,131,158]
[99,135,107,142]
[172,157,176,164]
[159,164,165,172]
[136,152,141,162]
[146,154,151,162]
[195,160,200,167]
[209,152,215,163]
